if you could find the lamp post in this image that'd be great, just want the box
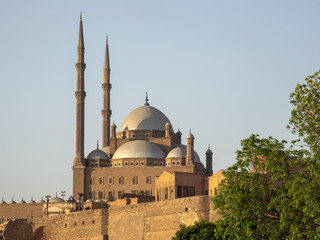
[45,195,51,217]
[61,191,66,200]
[77,193,83,211]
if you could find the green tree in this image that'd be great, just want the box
[213,134,292,239]
[289,70,320,157]
[212,70,320,239]
[172,221,218,240]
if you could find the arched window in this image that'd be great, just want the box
[146,176,151,184]
[133,176,138,184]
[99,177,104,185]
[108,177,114,185]
[119,176,124,184]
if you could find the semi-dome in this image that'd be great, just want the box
[119,105,173,132]
[112,140,166,159]
[49,197,65,203]
[87,148,109,160]
[166,145,201,163]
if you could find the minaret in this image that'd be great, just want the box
[186,131,195,166]
[102,36,112,148]
[206,145,213,175]
[74,13,86,165]
[73,14,86,200]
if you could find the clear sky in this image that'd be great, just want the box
[1,0,319,202]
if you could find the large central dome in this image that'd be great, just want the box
[112,140,166,159]
[119,105,173,132]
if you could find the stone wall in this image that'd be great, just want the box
[108,195,218,240]
[0,203,43,223]
[0,195,220,240]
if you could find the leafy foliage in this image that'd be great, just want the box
[212,134,320,239]
[212,69,320,239]
[288,70,320,157]
[172,221,218,240]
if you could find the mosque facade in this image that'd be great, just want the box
[72,16,213,202]
[0,16,223,240]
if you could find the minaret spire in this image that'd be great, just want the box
[73,15,86,200]
[102,35,112,147]
[74,14,86,163]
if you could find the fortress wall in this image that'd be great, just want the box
[108,195,219,240]
[0,203,43,222]
[29,209,108,240]
[1,196,220,240]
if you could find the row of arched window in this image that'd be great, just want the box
[89,176,152,185]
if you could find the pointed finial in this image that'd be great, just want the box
[97,140,99,149]
[190,129,192,134]
[144,92,149,106]
[80,12,82,20]
[106,35,108,44]
[56,192,58,198]
[208,144,210,149]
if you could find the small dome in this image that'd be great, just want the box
[166,145,201,163]
[86,199,94,203]
[19,198,26,204]
[120,105,173,132]
[38,198,45,203]
[87,149,109,160]
[176,130,182,135]
[0,198,6,204]
[187,133,194,139]
[29,197,36,204]
[95,199,104,203]
[49,197,65,203]
[113,140,166,159]
[206,148,213,154]
[9,198,16,204]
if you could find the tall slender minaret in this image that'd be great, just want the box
[101,36,112,147]
[74,13,86,164]
[73,14,86,200]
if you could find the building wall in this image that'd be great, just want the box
[108,195,217,240]
[1,195,220,240]
[84,165,196,200]
[0,203,43,223]
[208,169,225,197]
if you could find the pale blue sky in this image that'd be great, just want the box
[0,1,319,201]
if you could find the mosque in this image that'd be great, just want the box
[0,16,222,239]
[73,15,213,202]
